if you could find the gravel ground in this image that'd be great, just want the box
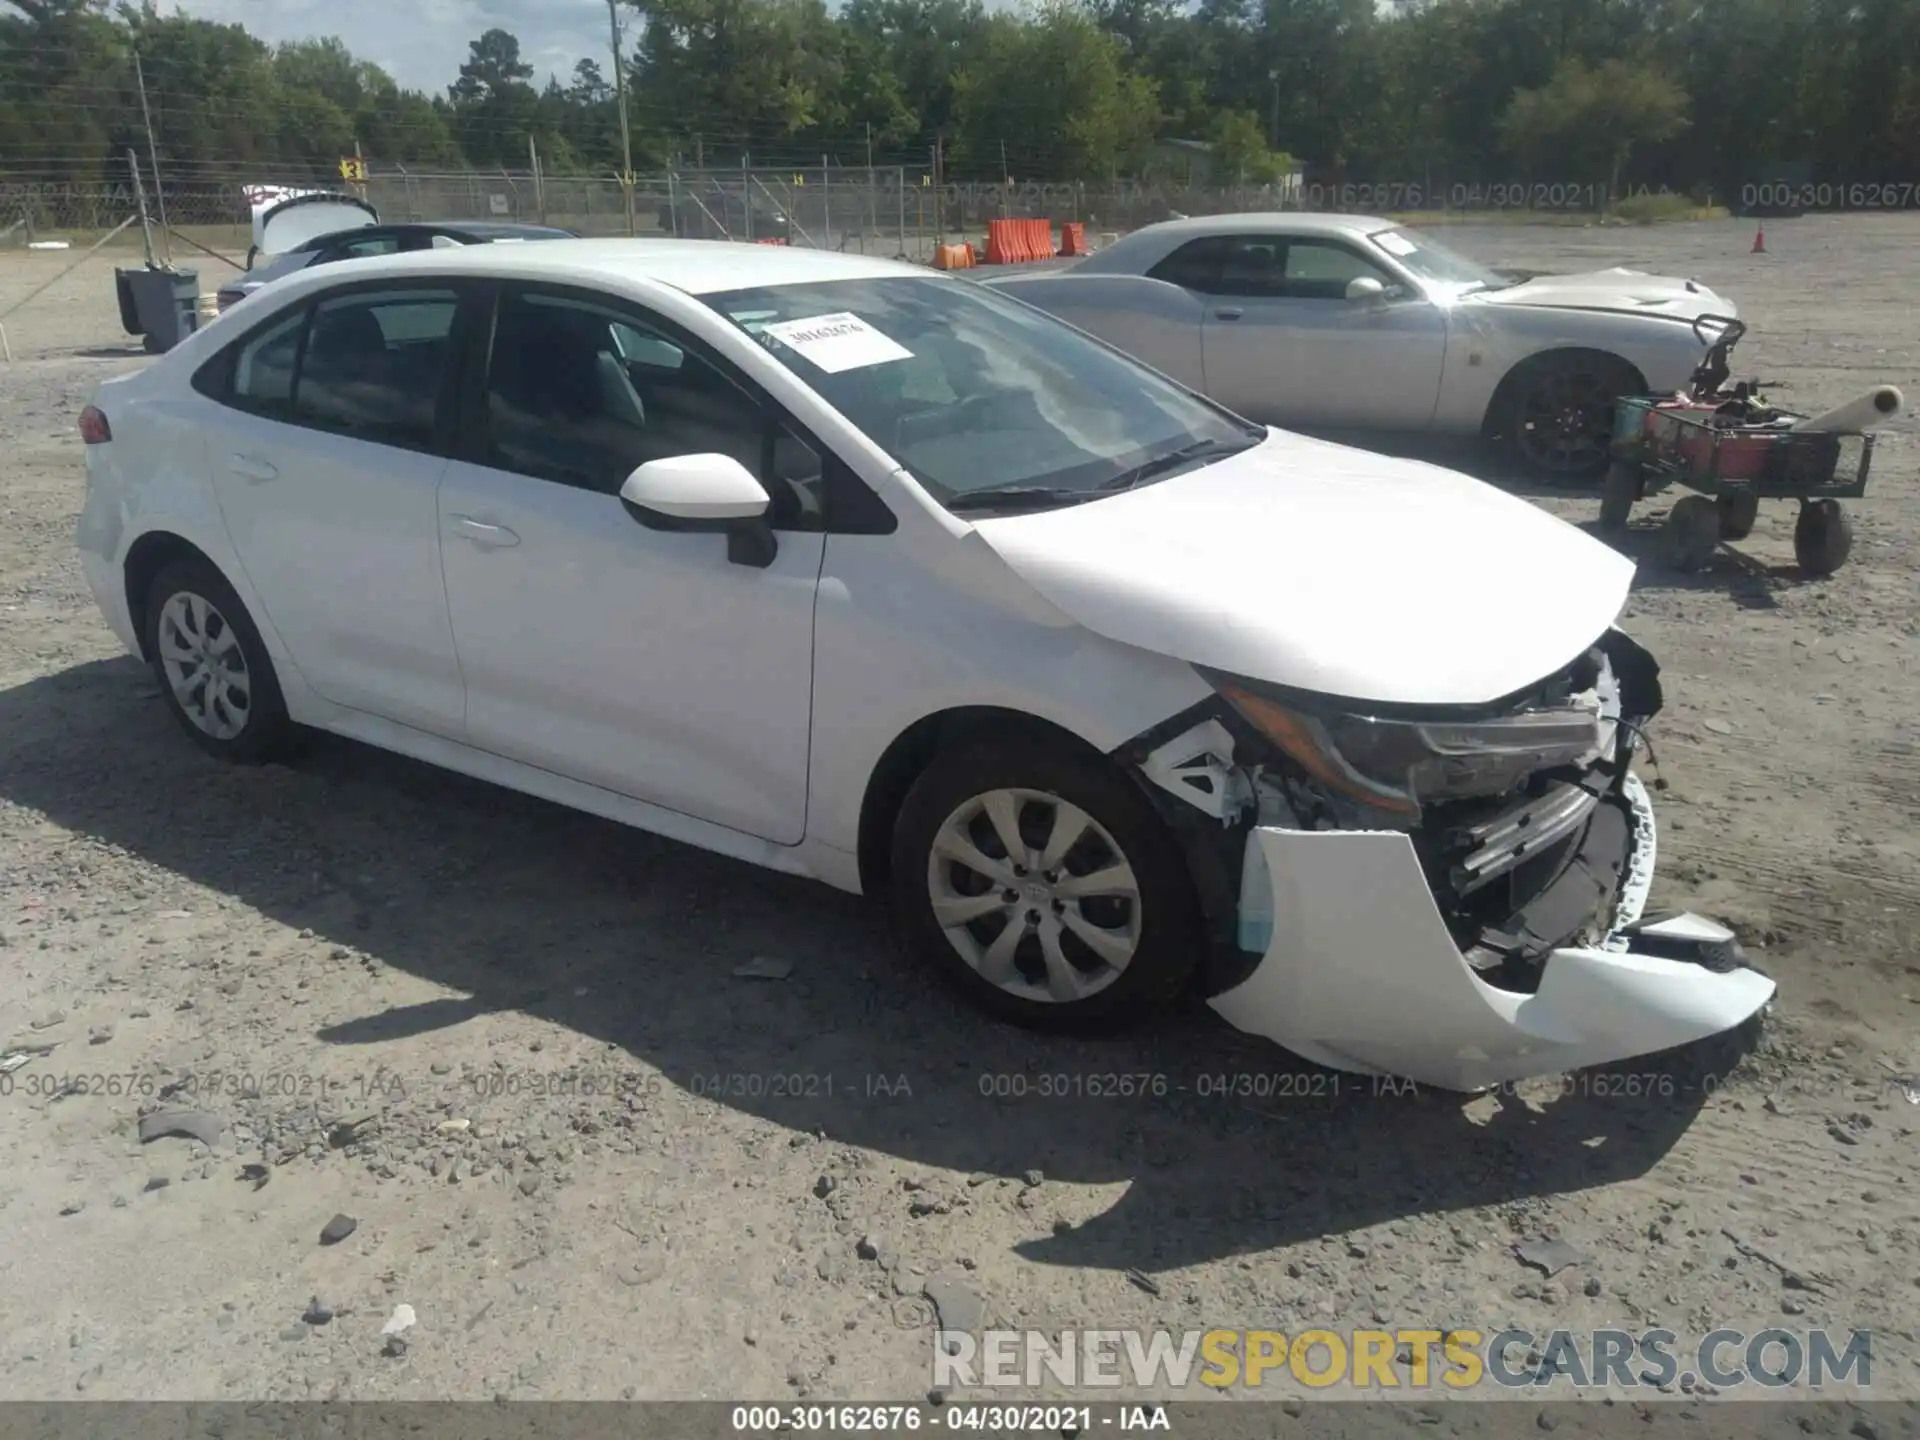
[0,217,1916,1410]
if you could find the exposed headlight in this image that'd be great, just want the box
[1210,677,1606,815]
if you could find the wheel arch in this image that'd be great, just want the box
[855,706,1120,897]
[123,530,222,663]
[1480,345,1648,439]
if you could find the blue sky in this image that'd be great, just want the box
[171,0,616,94]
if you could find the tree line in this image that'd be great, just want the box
[2,0,1916,200]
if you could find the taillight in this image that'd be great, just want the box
[78,405,111,445]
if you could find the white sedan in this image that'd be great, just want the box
[74,239,1771,1090]
[982,213,1738,480]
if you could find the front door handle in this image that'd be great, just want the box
[227,454,278,482]
[449,515,521,548]
[1213,307,1245,321]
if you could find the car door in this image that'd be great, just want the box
[1180,235,1448,429]
[194,282,468,734]
[436,282,827,844]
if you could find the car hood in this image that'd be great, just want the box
[1466,267,1736,323]
[968,430,1634,707]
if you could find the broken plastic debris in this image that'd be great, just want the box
[137,1108,224,1148]
[1514,1237,1588,1277]
[380,1303,417,1337]
[733,957,793,981]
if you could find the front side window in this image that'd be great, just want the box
[481,288,822,528]
[1278,241,1398,300]
[704,275,1261,510]
[293,288,460,449]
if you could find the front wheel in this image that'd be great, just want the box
[889,736,1202,1032]
[1497,351,1641,483]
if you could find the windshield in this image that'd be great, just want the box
[701,275,1261,509]
[1369,227,1511,293]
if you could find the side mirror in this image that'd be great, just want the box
[1345,276,1388,303]
[617,454,777,567]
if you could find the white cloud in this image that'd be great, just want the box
[165,0,609,94]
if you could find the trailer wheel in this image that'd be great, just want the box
[1662,495,1720,571]
[1716,488,1759,541]
[1599,460,1640,531]
[1794,499,1852,575]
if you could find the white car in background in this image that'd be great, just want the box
[73,240,1771,1090]
[982,214,1739,480]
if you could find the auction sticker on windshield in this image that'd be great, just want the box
[1374,231,1417,257]
[761,312,912,373]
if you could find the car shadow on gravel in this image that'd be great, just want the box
[0,656,1737,1274]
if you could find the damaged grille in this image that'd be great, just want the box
[1414,631,1662,989]
[1447,781,1601,896]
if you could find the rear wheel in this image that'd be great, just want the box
[889,736,1201,1032]
[142,557,293,763]
[1599,460,1641,530]
[1794,498,1852,575]
[1497,351,1641,482]
[1661,494,1721,571]
[1716,488,1759,540]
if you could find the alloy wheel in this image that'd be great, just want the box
[925,787,1141,1004]
[1517,363,1619,477]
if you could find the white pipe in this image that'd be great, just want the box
[1789,385,1903,434]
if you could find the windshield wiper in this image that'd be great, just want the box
[944,485,1102,514]
[1100,436,1253,494]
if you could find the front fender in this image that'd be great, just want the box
[1433,308,1711,432]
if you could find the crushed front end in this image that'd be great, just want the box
[1125,629,1774,1092]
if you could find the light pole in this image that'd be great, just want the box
[1269,68,1280,154]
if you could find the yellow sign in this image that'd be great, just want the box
[338,157,366,182]
[619,171,637,188]
[793,174,806,186]
[921,174,931,186]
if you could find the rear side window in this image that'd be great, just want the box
[292,289,460,450]
[230,309,303,413]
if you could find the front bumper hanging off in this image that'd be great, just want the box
[1207,795,1775,1093]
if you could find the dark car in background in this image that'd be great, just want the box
[215,220,577,313]
[656,187,792,242]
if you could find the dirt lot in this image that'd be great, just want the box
[0,216,1916,1411]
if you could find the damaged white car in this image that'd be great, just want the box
[74,241,1772,1091]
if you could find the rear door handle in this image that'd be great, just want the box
[448,515,521,548]
[227,454,278,482]
[1213,307,1244,321]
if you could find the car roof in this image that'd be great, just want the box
[1139,211,1393,239]
[271,238,924,297]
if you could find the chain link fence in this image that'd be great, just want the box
[0,163,1703,259]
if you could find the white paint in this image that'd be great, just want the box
[972,427,1634,706]
[1210,824,1775,1092]
[761,311,913,373]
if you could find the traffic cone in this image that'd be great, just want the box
[1751,223,1766,254]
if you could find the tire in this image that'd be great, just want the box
[889,735,1202,1033]
[1496,351,1641,483]
[142,556,293,763]
[1661,494,1721,571]
[1598,459,1641,530]
[1794,499,1852,575]
[1716,488,1759,541]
